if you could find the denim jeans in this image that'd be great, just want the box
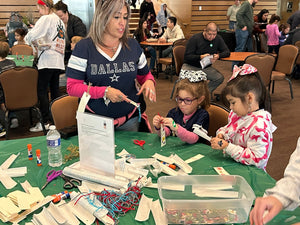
[116,116,139,132]
[235,29,253,52]
[229,21,236,30]
[182,63,224,94]
[146,46,157,70]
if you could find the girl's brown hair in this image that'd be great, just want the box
[174,78,210,110]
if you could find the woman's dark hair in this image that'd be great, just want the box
[133,18,150,42]
[53,0,68,13]
[221,72,271,113]
[15,28,27,37]
[257,9,269,21]
[269,14,280,24]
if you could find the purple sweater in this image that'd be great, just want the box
[265,23,281,46]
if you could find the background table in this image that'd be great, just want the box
[0,131,299,225]
[7,55,34,67]
[221,52,257,62]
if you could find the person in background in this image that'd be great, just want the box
[139,0,156,31]
[265,14,281,54]
[250,137,300,225]
[134,18,157,75]
[5,12,28,48]
[235,0,259,53]
[70,36,83,51]
[53,0,87,63]
[279,23,290,46]
[253,9,269,52]
[156,3,169,36]
[13,28,27,45]
[158,16,185,58]
[66,0,156,132]
[0,30,7,43]
[210,64,276,171]
[25,0,66,132]
[153,70,210,144]
[284,24,300,45]
[0,41,18,136]
[287,10,300,30]
[183,22,230,94]
[226,0,241,30]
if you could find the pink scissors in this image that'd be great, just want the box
[134,139,145,150]
[41,169,63,190]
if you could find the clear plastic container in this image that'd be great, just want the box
[47,125,62,167]
[158,175,255,224]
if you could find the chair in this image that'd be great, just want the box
[206,102,229,137]
[158,38,187,82]
[11,44,33,55]
[245,53,276,90]
[170,45,186,99]
[271,44,298,99]
[294,41,300,67]
[0,67,46,139]
[50,95,79,130]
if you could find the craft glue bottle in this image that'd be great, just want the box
[27,144,33,160]
[36,149,42,166]
[47,125,62,167]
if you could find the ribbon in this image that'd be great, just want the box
[179,69,207,82]
[37,0,47,6]
[228,64,258,82]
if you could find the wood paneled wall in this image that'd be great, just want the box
[191,0,278,34]
[0,0,39,28]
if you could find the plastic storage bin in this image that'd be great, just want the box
[157,175,255,224]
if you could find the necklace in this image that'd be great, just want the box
[101,44,119,53]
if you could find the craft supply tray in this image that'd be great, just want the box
[158,175,255,224]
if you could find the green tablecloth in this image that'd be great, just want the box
[7,55,34,67]
[0,131,299,225]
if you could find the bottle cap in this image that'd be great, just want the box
[27,144,32,149]
[49,125,56,130]
[36,149,41,155]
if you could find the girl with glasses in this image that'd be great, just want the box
[153,70,210,144]
[210,64,276,170]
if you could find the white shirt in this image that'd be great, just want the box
[25,13,65,70]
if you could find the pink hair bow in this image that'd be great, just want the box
[228,64,258,82]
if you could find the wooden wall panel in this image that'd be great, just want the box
[191,0,278,34]
[0,0,38,28]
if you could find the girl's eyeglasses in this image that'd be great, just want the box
[175,97,198,105]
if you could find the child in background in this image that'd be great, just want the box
[70,36,83,51]
[153,70,210,144]
[13,28,27,45]
[279,23,290,46]
[0,41,18,137]
[0,30,7,42]
[265,14,281,54]
[210,64,276,171]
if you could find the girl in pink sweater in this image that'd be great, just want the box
[210,64,276,171]
[265,14,281,54]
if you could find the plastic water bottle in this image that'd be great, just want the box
[47,125,62,167]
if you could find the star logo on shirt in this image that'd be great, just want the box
[109,74,120,82]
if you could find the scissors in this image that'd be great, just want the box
[60,174,81,189]
[41,170,63,190]
[133,139,145,150]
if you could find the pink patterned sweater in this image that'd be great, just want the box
[217,109,277,170]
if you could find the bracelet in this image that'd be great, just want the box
[103,86,111,106]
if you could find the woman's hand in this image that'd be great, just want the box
[138,80,156,102]
[210,137,228,150]
[105,86,127,103]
